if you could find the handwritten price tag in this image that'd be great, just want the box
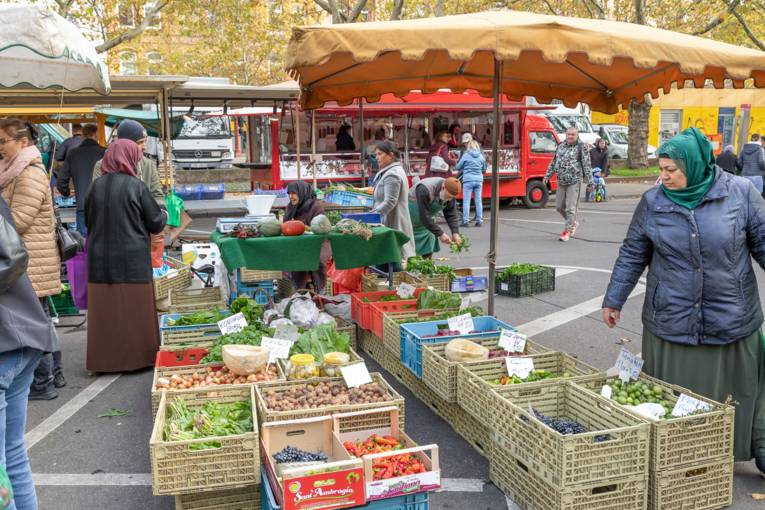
[447,313,474,335]
[273,322,300,342]
[261,336,294,363]
[671,393,712,417]
[615,347,644,383]
[506,357,535,379]
[340,362,373,388]
[217,312,248,335]
[396,282,416,299]
[498,329,527,353]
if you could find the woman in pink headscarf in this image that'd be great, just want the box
[84,139,167,373]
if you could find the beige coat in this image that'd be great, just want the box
[1,161,61,297]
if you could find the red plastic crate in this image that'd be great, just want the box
[350,289,425,330]
[369,300,419,338]
[155,347,209,367]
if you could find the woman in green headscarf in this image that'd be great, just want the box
[602,127,765,470]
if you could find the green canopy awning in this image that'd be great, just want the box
[95,107,185,139]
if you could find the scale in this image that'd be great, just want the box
[216,215,274,233]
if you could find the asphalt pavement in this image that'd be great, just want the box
[28,187,765,509]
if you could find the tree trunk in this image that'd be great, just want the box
[435,0,444,17]
[627,97,652,168]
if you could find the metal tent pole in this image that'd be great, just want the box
[311,110,318,190]
[488,59,503,316]
[295,106,302,181]
[358,98,365,186]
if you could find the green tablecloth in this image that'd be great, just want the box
[211,227,410,272]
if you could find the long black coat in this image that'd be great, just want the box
[85,173,166,284]
[57,138,106,211]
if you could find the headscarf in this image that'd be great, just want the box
[658,127,716,210]
[101,139,142,177]
[723,145,734,153]
[285,181,317,222]
[0,145,41,188]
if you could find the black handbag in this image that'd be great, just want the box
[54,206,78,262]
[0,208,29,294]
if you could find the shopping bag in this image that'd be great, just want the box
[65,250,88,310]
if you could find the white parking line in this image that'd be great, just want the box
[26,375,120,450]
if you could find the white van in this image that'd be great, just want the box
[526,98,599,145]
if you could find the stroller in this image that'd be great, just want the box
[585,167,607,202]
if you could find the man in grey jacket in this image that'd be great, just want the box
[737,133,765,194]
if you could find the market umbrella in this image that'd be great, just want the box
[285,9,765,313]
[0,3,110,94]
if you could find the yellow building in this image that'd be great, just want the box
[592,88,765,150]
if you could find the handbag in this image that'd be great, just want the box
[0,208,28,294]
[429,154,449,173]
[54,207,78,262]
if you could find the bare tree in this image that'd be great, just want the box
[52,0,77,17]
[391,0,404,20]
[95,0,171,53]
[693,0,741,35]
[435,0,444,17]
[314,0,369,23]
[724,0,765,50]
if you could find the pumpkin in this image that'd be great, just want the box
[310,214,332,235]
[281,220,306,236]
[258,218,282,237]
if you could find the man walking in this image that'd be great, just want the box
[737,133,765,194]
[544,126,592,242]
[57,124,105,236]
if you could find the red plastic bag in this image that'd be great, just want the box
[326,259,362,294]
[151,233,165,268]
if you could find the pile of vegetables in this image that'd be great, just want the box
[523,408,611,442]
[154,365,279,390]
[274,446,328,464]
[498,263,546,280]
[290,324,350,363]
[229,297,264,324]
[200,325,267,364]
[166,309,229,326]
[608,379,673,418]
[163,398,253,449]
[450,234,471,254]
[332,219,373,241]
[323,184,373,196]
[262,381,391,412]
[362,294,405,303]
[406,256,457,282]
[489,369,557,385]
[343,434,403,457]
[326,211,342,225]
[416,289,461,310]
[344,435,426,480]
[227,224,261,239]
[394,307,483,325]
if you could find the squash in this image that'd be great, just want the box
[281,220,306,236]
[258,218,282,237]
[310,214,332,235]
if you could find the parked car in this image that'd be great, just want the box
[594,123,657,160]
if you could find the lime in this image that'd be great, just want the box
[618,396,628,405]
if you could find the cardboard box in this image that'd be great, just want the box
[333,406,440,501]
[261,415,365,510]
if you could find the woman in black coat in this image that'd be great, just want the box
[590,138,609,175]
[715,145,737,174]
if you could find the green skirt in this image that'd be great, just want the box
[643,328,765,461]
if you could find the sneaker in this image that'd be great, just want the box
[756,456,765,478]
[475,220,482,227]
[29,387,58,401]
[570,221,579,236]
[53,372,67,389]
[559,231,570,242]
[461,222,470,228]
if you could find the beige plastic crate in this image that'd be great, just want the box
[649,456,733,510]
[240,269,282,283]
[168,287,226,314]
[335,317,357,351]
[405,272,450,291]
[154,257,192,300]
[174,485,260,510]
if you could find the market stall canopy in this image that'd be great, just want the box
[0,3,110,94]
[286,9,765,113]
[94,107,186,139]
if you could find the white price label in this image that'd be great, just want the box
[261,336,294,363]
[340,362,373,388]
[447,313,474,335]
[500,283,509,292]
[671,393,712,418]
[615,347,644,382]
[273,323,300,342]
[396,282,416,299]
[506,357,534,379]
[498,329,527,353]
[600,385,612,399]
[217,312,248,335]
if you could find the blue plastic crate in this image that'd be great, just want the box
[55,196,76,208]
[232,280,275,305]
[159,311,229,333]
[324,190,375,208]
[260,468,429,510]
[400,316,514,378]
[341,212,382,224]
[450,276,489,293]
[175,184,203,201]
[201,183,225,200]
[255,188,288,197]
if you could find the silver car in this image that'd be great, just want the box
[594,124,657,160]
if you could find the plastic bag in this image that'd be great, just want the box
[326,259,362,294]
[445,338,489,362]
[151,233,164,268]
[263,309,282,326]
[288,296,320,328]
[323,294,352,322]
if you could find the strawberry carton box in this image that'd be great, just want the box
[261,415,365,510]
[333,406,440,501]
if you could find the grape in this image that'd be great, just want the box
[274,446,328,464]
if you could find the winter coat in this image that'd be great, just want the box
[545,140,593,186]
[424,141,457,178]
[0,195,58,355]
[590,147,609,172]
[1,160,60,298]
[57,138,106,211]
[372,162,416,261]
[604,169,765,346]
[715,151,737,174]
[93,156,164,205]
[736,143,765,177]
[85,173,167,284]
[456,149,487,184]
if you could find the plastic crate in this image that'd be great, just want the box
[154,257,193,301]
[340,212,383,224]
[399,316,513,378]
[159,312,226,346]
[168,287,225,313]
[421,337,552,403]
[496,266,556,297]
[176,485,260,510]
[50,288,79,316]
[336,317,358,351]
[450,276,488,293]
[155,348,209,367]
[368,300,420,338]
[201,183,225,200]
[404,272,450,292]
[175,184,203,201]
[233,281,275,306]
[455,352,603,424]
[490,443,647,510]
[380,309,460,359]
[578,373,734,472]
[54,195,76,208]
[351,289,423,331]
[649,457,733,510]
[324,190,375,208]
[254,188,288,197]
[361,272,406,292]
[493,381,650,489]
[239,269,282,284]
[149,386,260,496]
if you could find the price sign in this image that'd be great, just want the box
[261,336,294,363]
[274,323,300,342]
[340,362,373,388]
[217,312,248,335]
[615,347,644,382]
[500,282,509,292]
[671,393,712,417]
[506,357,534,379]
[447,313,474,335]
[396,282,416,299]
[498,329,527,353]
[600,385,612,399]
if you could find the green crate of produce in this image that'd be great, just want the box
[496,264,555,297]
[50,285,78,316]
